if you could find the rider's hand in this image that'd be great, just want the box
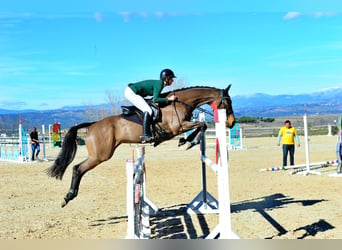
[168,95,177,101]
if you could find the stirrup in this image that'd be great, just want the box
[140,135,153,143]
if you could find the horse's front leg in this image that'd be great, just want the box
[178,121,207,149]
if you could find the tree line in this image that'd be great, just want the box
[236,116,275,123]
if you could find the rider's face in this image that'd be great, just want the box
[165,77,174,86]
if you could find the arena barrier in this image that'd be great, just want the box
[126,146,158,239]
[0,122,30,163]
[206,123,243,151]
[227,122,243,150]
[187,109,239,239]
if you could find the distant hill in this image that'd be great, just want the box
[232,86,342,117]
[0,104,114,135]
[1,87,342,134]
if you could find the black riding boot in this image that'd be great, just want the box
[141,112,153,143]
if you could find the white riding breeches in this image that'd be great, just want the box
[124,86,152,115]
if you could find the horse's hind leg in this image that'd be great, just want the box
[61,158,99,208]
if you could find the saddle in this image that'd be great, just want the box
[120,102,160,125]
[121,100,169,146]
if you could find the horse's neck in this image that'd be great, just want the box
[179,89,217,108]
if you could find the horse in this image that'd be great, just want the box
[46,84,235,207]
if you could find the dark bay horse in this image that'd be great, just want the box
[47,85,235,207]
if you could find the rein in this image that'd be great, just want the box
[175,99,214,117]
[174,89,233,117]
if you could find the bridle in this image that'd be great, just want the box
[217,89,234,116]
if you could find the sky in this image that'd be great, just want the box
[1,1,342,110]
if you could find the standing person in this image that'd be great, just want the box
[277,120,300,166]
[30,127,40,161]
[124,69,177,143]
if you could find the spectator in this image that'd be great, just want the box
[277,120,300,166]
[30,127,40,161]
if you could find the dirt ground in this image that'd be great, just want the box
[1,134,341,239]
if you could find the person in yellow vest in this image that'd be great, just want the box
[277,120,300,166]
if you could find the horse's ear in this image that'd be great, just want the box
[225,84,232,93]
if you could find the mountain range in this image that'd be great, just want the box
[1,87,342,134]
[232,86,342,117]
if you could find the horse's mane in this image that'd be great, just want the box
[161,85,220,97]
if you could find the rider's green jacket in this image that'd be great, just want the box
[128,80,169,105]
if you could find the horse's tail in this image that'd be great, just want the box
[46,122,95,180]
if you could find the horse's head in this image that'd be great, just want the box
[217,84,235,128]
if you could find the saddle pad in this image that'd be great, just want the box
[120,113,142,125]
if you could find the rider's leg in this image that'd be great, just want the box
[124,86,153,143]
[141,112,153,143]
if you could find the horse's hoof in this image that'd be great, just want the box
[178,138,186,147]
[185,142,194,150]
[61,199,67,208]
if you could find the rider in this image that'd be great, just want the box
[124,69,177,143]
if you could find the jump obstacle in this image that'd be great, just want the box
[187,109,239,239]
[260,113,341,176]
[126,146,158,239]
[0,122,30,163]
[125,109,238,239]
[0,122,51,163]
[259,160,339,173]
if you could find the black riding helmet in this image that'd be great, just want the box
[160,69,176,80]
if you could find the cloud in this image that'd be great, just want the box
[311,12,338,18]
[117,11,185,22]
[284,12,340,20]
[0,100,27,109]
[283,12,301,20]
[93,12,103,22]
[118,12,135,23]
[39,102,49,107]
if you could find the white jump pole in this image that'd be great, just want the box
[187,109,238,239]
[48,124,52,145]
[301,113,321,176]
[215,109,238,239]
[18,122,23,162]
[126,146,158,239]
[41,124,48,161]
[126,157,135,238]
[260,160,338,172]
